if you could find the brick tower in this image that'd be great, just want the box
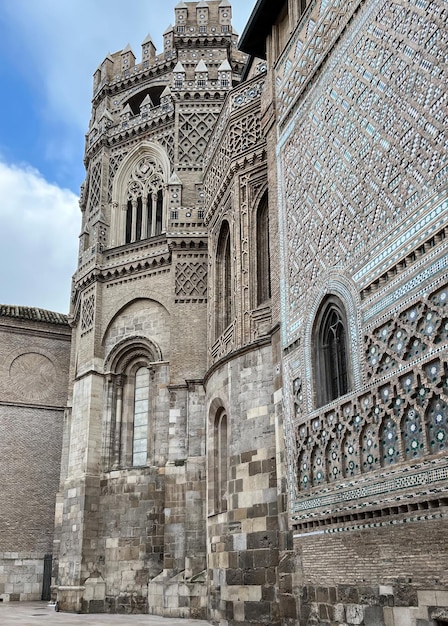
[53,1,246,615]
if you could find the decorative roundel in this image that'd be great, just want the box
[9,352,57,402]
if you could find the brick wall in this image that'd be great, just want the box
[0,311,70,601]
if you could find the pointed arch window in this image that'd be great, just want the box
[314,296,350,408]
[256,191,271,306]
[125,157,166,244]
[215,221,232,337]
[111,142,171,248]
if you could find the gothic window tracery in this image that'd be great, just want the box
[111,143,170,247]
[125,157,166,244]
[314,296,351,407]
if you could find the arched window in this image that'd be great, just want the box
[104,339,161,469]
[256,191,271,306]
[215,221,232,337]
[212,408,228,513]
[125,158,166,244]
[132,366,150,466]
[313,296,350,407]
[110,143,170,247]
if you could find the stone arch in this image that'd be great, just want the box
[104,336,163,373]
[110,141,171,246]
[102,333,166,470]
[303,274,363,413]
[208,396,231,514]
[102,295,170,349]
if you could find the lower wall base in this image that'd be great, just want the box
[148,571,207,619]
[298,584,448,626]
[0,553,46,602]
[55,572,207,618]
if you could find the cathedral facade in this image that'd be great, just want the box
[1,1,447,625]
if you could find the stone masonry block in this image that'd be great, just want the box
[346,604,365,625]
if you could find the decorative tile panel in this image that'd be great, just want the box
[277,0,448,348]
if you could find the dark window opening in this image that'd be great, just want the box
[135,197,143,241]
[314,296,350,407]
[147,193,153,238]
[216,221,232,337]
[126,201,133,244]
[124,85,166,115]
[256,191,271,306]
[214,409,228,513]
[155,190,163,236]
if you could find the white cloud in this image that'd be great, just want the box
[0,1,257,311]
[0,159,80,313]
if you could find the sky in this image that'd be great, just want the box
[0,0,256,314]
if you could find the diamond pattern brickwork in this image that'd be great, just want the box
[87,160,102,213]
[279,0,448,332]
[178,108,220,168]
[205,110,262,215]
[175,262,207,299]
[81,291,95,334]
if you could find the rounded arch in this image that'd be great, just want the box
[207,396,230,514]
[208,395,231,421]
[110,141,171,247]
[304,275,362,411]
[101,294,170,348]
[105,336,163,373]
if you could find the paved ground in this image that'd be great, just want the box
[0,602,209,625]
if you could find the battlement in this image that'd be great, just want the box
[92,0,240,97]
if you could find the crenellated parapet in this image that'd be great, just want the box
[75,0,247,287]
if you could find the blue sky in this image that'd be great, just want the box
[0,0,255,313]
